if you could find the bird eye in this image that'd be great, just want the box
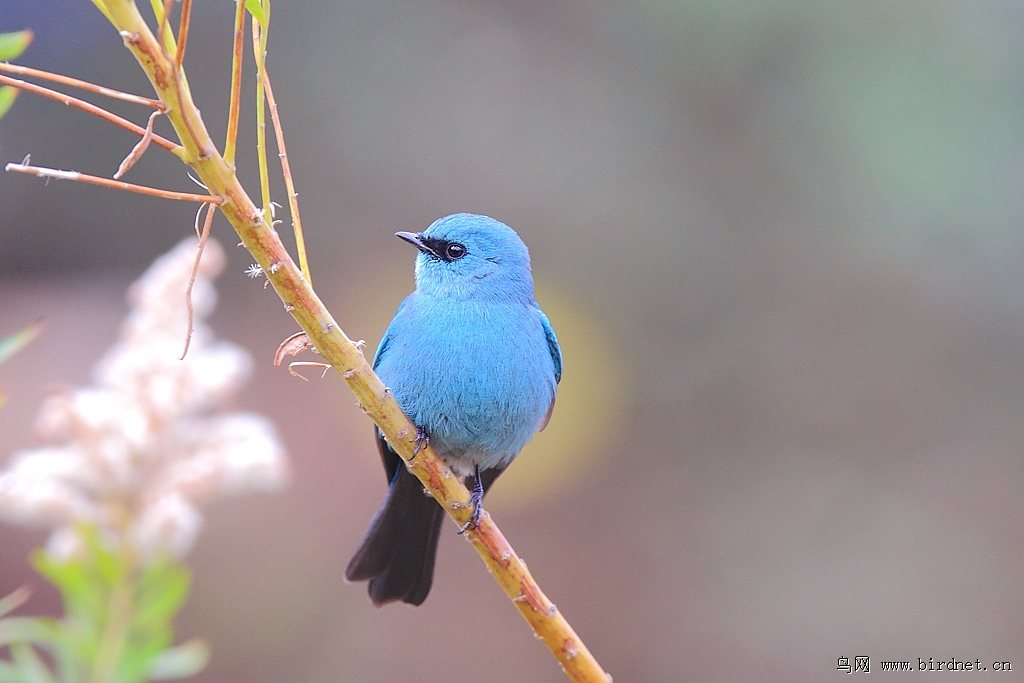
[445,243,467,260]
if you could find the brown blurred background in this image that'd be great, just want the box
[3,1,1024,681]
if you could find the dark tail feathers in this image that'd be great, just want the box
[345,465,445,606]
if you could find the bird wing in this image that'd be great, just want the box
[534,303,562,384]
[534,303,562,431]
[372,294,413,370]
[372,294,414,485]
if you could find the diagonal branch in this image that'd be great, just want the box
[0,73,179,153]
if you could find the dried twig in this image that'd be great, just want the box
[6,162,223,204]
[263,74,311,285]
[175,0,192,70]
[180,203,215,359]
[0,62,164,109]
[223,0,246,167]
[0,73,179,152]
[155,0,176,58]
[273,331,316,365]
[114,109,160,179]
[286,361,332,381]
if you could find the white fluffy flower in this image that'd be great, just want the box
[0,238,289,561]
[132,491,204,561]
[0,461,102,527]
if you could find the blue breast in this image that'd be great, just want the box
[374,293,556,474]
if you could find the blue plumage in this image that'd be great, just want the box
[345,214,561,606]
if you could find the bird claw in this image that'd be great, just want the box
[457,467,485,534]
[411,429,429,458]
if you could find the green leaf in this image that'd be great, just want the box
[32,552,99,614]
[0,87,18,121]
[116,630,172,683]
[0,320,43,365]
[0,616,60,646]
[31,551,104,647]
[133,561,190,634]
[244,0,266,25]
[147,641,209,680]
[0,30,32,62]
[90,542,123,587]
[9,643,57,683]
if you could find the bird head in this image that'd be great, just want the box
[397,214,535,302]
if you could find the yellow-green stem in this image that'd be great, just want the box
[88,536,134,683]
[252,14,271,217]
[223,0,245,168]
[264,74,311,285]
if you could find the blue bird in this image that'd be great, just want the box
[345,213,562,606]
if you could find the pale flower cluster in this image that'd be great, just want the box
[0,238,289,560]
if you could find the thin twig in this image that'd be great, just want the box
[263,74,311,285]
[151,0,206,158]
[181,204,215,359]
[175,0,192,70]
[251,16,271,216]
[114,109,160,179]
[223,0,246,168]
[286,361,333,381]
[0,74,179,152]
[5,162,224,204]
[155,0,176,59]
[0,62,165,110]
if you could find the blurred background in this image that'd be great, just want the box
[3,0,1024,680]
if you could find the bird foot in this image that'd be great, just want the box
[457,467,485,534]
[411,429,429,459]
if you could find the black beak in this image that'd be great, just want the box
[395,231,441,258]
